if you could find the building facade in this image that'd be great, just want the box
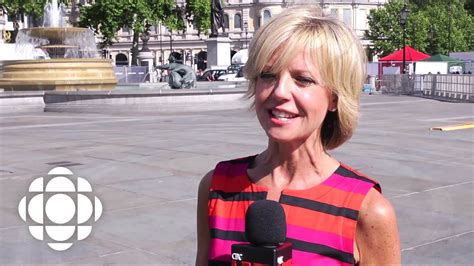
[1,0,387,69]
[105,0,387,69]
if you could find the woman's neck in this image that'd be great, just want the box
[250,139,339,191]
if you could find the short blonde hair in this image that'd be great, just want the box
[245,6,367,150]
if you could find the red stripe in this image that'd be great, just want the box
[283,184,367,210]
[283,205,356,239]
[208,199,252,219]
[287,224,353,253]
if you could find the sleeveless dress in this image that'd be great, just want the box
[208,155,381,266]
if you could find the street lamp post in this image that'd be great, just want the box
[170,29,173,53]
[159,23,163,65]
[412,20,416,49]
[448,0,452,54]
[400,4,409,74]
[428,25,434,55]
[244,21,248,49]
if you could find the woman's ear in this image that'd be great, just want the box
[328,93,338,112]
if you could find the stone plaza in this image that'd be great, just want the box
[0,93,473,264]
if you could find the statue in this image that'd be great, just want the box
[210,0,225,37]
[157,54,196,89]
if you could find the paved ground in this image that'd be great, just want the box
[0,94,473,265]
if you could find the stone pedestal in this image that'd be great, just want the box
[205,37,231,68]
[138,51,155,82]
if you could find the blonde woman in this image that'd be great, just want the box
[197,6,400,265]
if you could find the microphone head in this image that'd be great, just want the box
[245,200,287,246]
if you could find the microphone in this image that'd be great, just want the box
[231,200,293,266]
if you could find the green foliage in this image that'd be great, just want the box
[365,0,406,57]
[186,0,211,34]
[466,0,474,15]
[78,0,211,64]
[78,0,212,44]
[365,0,474,57]
[0,0,47,27]
[419,1,474,55]
[78,0,124,47]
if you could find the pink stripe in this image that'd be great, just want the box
[209,216,245,232]
[287,224,353,253]
[292,249,353,266]
[325,174,374,194]
[209,238,246,261]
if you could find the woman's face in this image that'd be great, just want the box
[254,48,336,144]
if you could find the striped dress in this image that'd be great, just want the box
[208,155,381,266]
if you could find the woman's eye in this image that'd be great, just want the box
[259,72,276,81]
[295,77,315,86]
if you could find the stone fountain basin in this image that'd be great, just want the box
[0,58,117,91]
[20,27,89,42]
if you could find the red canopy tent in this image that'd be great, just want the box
[378,46,429,76]
[379,46,429,62]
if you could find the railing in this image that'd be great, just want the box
[113,66,149,84]
[380,74,474,102]
[417,74,474,102]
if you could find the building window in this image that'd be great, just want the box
[224,13,229,29]
[115,53,128,66]
[263,10,271,24]
[330,8,338,18]
[357,9,367,30]
[234,13,242,29]
[343,9,351,28]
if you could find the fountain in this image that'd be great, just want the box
[0,0,117,91]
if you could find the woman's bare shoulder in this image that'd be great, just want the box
[355,188,401,265]
[199,170,214,192]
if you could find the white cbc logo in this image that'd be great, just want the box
[231,253,243,261]
[18,167,103,251]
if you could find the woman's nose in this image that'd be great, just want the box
[271,73,292,101]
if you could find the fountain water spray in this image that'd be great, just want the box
[0,0,116,90]
[15,0,98,59]
[43,0,66,28]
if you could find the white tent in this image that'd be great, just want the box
[231,49,248,65]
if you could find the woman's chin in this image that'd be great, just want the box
[266,131,303,144]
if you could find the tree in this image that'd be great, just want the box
[466,0,474,15]
[186,0,211,35]
[78,0,211,66]
[365,0,474,57]
[0,0,47,42]
[418,1,474,55]
[79,0,180,65]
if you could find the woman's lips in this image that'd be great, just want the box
[268,109,299,125]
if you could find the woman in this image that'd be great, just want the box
[197,6,400,266]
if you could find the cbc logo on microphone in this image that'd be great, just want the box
[18,167,103,251]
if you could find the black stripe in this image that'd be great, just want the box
[208,259,231,266]
[210,228,247,242]
[279,195,358,220]
[288,238,355,264]
[209,190,267,201]
[336,166,377,185]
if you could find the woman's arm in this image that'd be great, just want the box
[355,188,401,265]
[195,170,213,266]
